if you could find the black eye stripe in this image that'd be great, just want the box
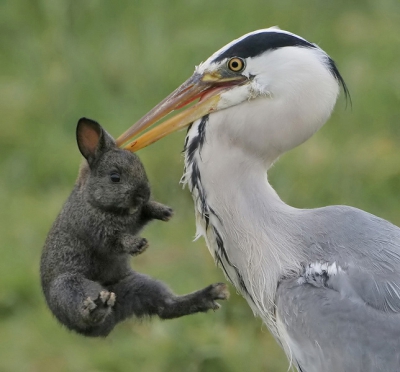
[212,30,350,102]
[213,31,315,63]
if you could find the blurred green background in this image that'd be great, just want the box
[1,0,400,371]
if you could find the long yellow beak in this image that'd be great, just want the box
[116,72,247,152]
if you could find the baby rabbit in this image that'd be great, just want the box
[40,118,229,337]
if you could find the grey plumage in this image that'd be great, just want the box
[40,117,229,337]
[276,206,400,372]
[114,28,400,371]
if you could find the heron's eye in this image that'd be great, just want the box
[227,57,245,72]
[110,172,121,183]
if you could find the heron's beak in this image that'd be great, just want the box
[116,72,247,151]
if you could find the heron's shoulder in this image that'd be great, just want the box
[310,204,393,221]
[298,205,400,262]
[305,204,400,239]
[283,202,400,315]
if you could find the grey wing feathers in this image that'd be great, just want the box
[276,206,400,372]
[277,274,400,372]
[300,205,400,313]
[299,261,400,313]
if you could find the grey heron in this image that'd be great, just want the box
[117,28,400,371]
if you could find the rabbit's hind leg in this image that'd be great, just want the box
[107,272,229,321]
[47,274,116,336]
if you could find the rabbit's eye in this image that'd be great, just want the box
[110,172,121,183]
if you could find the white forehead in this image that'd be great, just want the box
[195,27,311,74]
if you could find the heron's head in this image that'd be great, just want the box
[118,28,348,160]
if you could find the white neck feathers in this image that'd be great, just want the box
[182,117,307,328]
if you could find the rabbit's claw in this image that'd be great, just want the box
[160,206,173,221]
[201,283,230,311]
[82,290,116,325]
[98,290,116,307]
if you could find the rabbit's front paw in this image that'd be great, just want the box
[143,201,173,222]
[121,234,149,256]
[129,237,149,256]
[159,206,173,221]
[82,290,116,325]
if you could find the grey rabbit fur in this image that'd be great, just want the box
[40,117,229,337]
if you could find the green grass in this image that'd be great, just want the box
[1,0,400,371]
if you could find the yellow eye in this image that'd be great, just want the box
[227,57,245,72]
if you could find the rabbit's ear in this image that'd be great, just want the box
[76,118,115,165]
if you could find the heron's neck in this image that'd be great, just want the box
[183,118,307,322]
